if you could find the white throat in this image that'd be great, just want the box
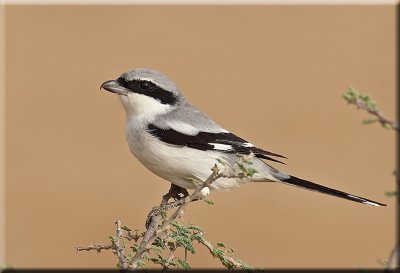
[119,93,173,122]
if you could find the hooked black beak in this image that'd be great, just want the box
[100,79,128,95]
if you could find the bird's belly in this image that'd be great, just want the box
[126,131,246,190]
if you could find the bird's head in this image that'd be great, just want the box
[100,68,183,118]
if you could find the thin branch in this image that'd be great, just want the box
[76,221,129,268]
[344,88,398,269]
[143,184,188,242]
[76,221,128,269]
[143,198,188,243]
[354,98,397,130]
[384,241,398,269]
[199,237,249,269]
[344,88,399,131]
[77,156,253,270]
[163,246,176,269]
[128,165,221,268]
[129,164,247,269]
[113,220,128,269]
[123,229,143,242]
[76,243,113,253]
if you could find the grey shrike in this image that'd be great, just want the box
[100,68,386,207]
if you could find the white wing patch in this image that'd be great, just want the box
[166,120,200,135]
[165,121,230,136]
[209,143,233,151]
[210,142,254,152]
[242,142,254,147]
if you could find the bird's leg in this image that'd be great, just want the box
[162,183,189,204]
[145,184,189,229]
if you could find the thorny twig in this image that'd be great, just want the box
[76,156,254,270]
[143,184,189,242]
[76,220,130,268]
[378,240,399,269]
[76,243,113,253]
[199,237,248,269]
[128,164,223,269]
[343,87,399,131]
[163,246,176,269]
[344,88,398,268]
[386,243,398,269]
[113,220,128,268]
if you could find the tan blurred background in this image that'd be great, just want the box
[4,5,396,269]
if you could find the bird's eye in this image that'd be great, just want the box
[139,81,151,90]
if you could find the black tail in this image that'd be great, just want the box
[281,175,386,207]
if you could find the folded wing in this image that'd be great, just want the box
[147,123,286,164]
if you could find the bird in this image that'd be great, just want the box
[100,68,386,207]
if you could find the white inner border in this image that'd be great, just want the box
[2,0,399,5]
[0,1,4,268]
[0,0,397,267]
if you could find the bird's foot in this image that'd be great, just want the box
[162,183,189,205]
[145,184,189,229]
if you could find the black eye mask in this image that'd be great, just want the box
[117,77,178,105]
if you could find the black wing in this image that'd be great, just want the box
[147,124,286,164]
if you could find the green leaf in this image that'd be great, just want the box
[236,162,247,175]
[160,210,167,219]
[366,101,378,111]
[245,158,254,165]
[108,236,117,243]
[348,86,358,95]
[216,157,227,166]
[171,220,182,228]
[203,198,214,205]
[152,237,165,248]
[235,154,244,159]
[126,252,133,261]
[191,233,204,242]
[382,123,393,130]
[342,87,358,102]
[150,254,167,266]
[385,191,397,197]
[246,167,257,177]
[149,257,161,265]
[187,224,204,232]
[136,260,145,268]
[167,259,177,267]
[150,245,163,254]
[121,226,131,232]
[216,242,225,248]
[142,252,150,260]
[174,235,196,254]
[184,177,204,187]
[239,260,252,270]
[221,258,234,269]
[177,258,191,269]
[342,93,351,101]
[130,243,139,251]
[212,248,224,257]
[362,118,378,125]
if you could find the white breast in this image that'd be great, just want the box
[119,94,275,190]
[124,117,250,190]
